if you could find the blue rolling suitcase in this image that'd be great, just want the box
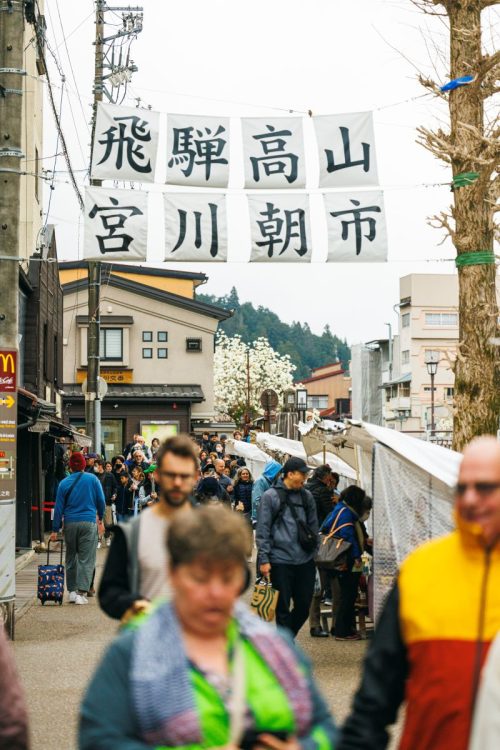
[37,539,64,605]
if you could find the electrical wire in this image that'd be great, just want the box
[54,0,91,137]
[42,78,64,237]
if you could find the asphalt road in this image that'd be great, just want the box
[13,549,401,749]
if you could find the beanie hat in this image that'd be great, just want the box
[69,453,86,472]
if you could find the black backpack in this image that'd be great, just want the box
[272,487,317,554]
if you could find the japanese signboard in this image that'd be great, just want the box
[164,193,228,262]
[248,193,312,262]
[324,190,387,262]
[0,349,17,605]
[241,117,306,189]
[314,112,379,188]
[84,187,148,261]
[91,103,159,183]
[166,114,230,188]
[76,369,133,385]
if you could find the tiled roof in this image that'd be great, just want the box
[63,384,204,401]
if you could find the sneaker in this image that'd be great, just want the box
[75,594,88,605]
[97,541,102,549]
[335,633,362,641]
[106,538,111,547]
[68,591,77,604]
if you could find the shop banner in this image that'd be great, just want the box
[166,114,230,188]
[84,187,148,261]
[248,193,312,263]
[324,190,387,262]
[241,117,306,189]
[91,103,160,183]
[314,112,379,188]
[164,192,227,261]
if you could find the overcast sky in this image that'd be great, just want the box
[42,0,498,344]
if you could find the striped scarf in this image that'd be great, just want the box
[131,601,312,746]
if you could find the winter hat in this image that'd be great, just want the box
[69,453,86,472]
[198,477,221,497]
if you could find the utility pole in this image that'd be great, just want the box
[0,0,25,637]
[87,2,143,453]
[86,0,104,454]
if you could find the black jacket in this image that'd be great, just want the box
[233,480,253,514]
[99,524,140,620]
[98,471,118,505]
[305,476,335,525]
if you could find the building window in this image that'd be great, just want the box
[142,348,153,359]
[142,331,152,342]
[158,331,168,342]
[158,348,168,359]
[186,338,202,352]
[425,312,458,327]
[400,382,410,397]
[402,313,410,328]
[100,328,123,361]
[43,322,49,378]
[307,395,329,409]
[445,387,455,399]
[402,350,410,365]
[423,386,437,392]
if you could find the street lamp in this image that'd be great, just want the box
[424,352,439,438]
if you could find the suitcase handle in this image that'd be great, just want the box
[47,538,64,566]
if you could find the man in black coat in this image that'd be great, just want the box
[305,465,334,525]
[95,460,118,546]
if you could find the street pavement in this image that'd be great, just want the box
[13,548,401,749]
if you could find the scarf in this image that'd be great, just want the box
[130,601,313,745]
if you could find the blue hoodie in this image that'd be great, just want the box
[251,460,282,522]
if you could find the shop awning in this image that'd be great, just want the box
[381,373,411,388]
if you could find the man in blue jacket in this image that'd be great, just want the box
[50,452,105,605]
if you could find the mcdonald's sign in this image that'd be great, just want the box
[0,350,16,392]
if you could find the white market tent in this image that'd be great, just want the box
[300,419,462,616]
[254,432,358,481]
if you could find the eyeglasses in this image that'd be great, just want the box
[455,482,500,497]
[158,470,194,481]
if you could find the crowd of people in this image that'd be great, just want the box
[2,430,500,750]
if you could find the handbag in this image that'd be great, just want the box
[315,507,354,570]
[250,577,279,622]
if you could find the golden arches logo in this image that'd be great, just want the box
[0,353,15,374]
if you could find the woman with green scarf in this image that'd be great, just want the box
[79,506,336,750]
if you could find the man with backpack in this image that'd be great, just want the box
[256,457,318,636]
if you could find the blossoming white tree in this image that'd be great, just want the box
[214,333,296,423]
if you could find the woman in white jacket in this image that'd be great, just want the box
[469,632,500,750]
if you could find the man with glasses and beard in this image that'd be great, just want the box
[99,436,198,622]
[338,436,500,750]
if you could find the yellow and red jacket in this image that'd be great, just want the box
[339,519,500,750]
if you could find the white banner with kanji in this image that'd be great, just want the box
[314,112,379,188]
[324,190,387,262]
[241,117,306,189]
[90,103,160,183]
[83,187,148,261]
[164,193,228,261]
[248,193,312,262]
[166,114,230,188]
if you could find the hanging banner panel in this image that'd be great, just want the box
[248,193,312,263]
[314,112,379,188]
[84,187,148,261]
[90,103,160,182]
[242,117,306,189]
[166,114,230,188]
[164,193,227,262]
[324,190,387,262]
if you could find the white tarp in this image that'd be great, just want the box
[255,433,357,480]
[91,103,159,183]
[314,111,379,188]
[241,117,306,189]
[166,114,230,187]
[164,193,227,261]
[84,187,148,261]
[324,190,388,263]
[248,193,312,263]
[225,439,269,479]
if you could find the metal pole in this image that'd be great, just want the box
[86,1,104,452]
[430,372,435,438]
[0,0,25,638]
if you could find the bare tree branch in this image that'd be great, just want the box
[428,210,456,243]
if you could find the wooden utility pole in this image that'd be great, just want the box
[416,0,500,451]
[0,0,25,636]
[86,0,104,453]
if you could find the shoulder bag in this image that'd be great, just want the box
[314,506,354,570]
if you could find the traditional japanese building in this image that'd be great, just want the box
[59,262,232,454]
